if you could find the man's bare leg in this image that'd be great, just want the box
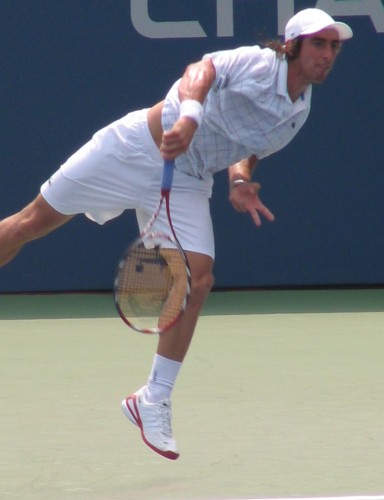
[0,194,74,267]
[156,251,214,361]
[121,251,214,459]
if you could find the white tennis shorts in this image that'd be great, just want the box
[41,109,215,258]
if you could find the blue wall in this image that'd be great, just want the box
[1,0,384,292]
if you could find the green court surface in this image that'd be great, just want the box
[1,289,384,500]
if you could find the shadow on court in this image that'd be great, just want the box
[1,289,384,499]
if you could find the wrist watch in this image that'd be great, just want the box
[231,179,248,188]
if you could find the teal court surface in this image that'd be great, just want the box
[1,289,384,500]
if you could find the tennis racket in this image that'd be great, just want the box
[114,159,191,334]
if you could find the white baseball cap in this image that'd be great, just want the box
[285,8,353,42]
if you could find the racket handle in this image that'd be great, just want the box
[161,159,175,191]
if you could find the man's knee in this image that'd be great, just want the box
[190,270,214,305]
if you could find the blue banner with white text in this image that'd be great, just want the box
[1,0,383,292]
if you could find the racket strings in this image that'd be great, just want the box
[157,248,189,329]
[115,241,188,332]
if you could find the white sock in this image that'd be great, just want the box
[145,354,182,403]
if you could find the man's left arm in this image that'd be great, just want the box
[228,155,275,227]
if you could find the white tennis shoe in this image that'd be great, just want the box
[121,386,179,460]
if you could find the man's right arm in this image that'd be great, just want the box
[160,58,216,160]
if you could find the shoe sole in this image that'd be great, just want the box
[121,397,179,461]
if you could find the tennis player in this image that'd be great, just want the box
[0,9,352,459]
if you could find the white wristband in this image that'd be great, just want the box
[179,99,204,127]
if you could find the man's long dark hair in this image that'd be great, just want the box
[263,37,304,60]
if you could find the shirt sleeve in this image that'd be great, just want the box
[203,45,273,91]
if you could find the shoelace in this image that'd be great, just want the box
[157,401,173,438]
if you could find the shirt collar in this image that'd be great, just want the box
[277,58,311,108]
[277,58,289,98]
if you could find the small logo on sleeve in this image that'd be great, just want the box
[213,74,230,92]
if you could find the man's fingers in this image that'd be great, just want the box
[160,121,196,159]
[259,204,275,222]
[246,203,275,226]
[249,208,262,227]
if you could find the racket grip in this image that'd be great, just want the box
[161,160,175,191]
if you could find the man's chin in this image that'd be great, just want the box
[312,73,331,84]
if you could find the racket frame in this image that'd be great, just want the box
[114,160,191,334]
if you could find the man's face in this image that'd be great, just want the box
[294,28,341,84]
